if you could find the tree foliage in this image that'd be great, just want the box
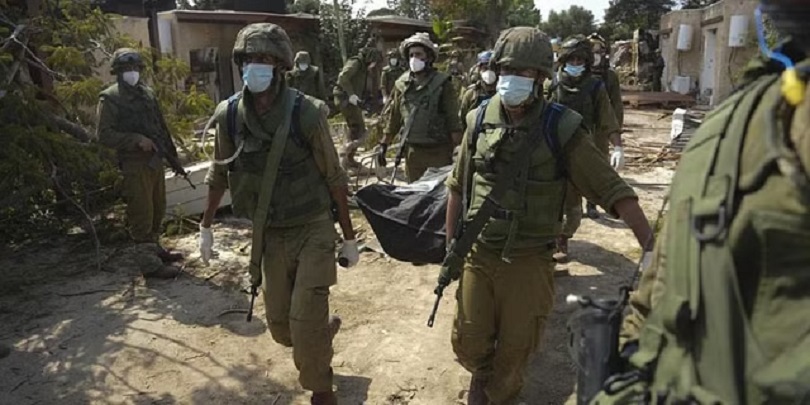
[289,0,320,14]
[387,0,431,20]
[603,0,674,40]
[318,0,372,87]
[367,7,398,17]
[0,0,212,244]
[678,0,720,9]
[505,0,541,28]
[539,6,596,39]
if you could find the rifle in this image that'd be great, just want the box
[246,285,258,322]
[149,141,195,190]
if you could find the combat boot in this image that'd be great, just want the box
[468,374,489,405]
[552,235,570,264]
[311,391,337,405]
[157,247,184,263]
[586,202,600,219]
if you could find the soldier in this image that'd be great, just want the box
[458,50,496,132]
[593,1,810,403]
[379,33,462,183]
[444,27,653,405]
[333,47,382,169]
[447,49,467,89]
[550,35,625,263]
[589,33,624,128]
[285,50,327,101]
[380,48,406,105]
[198,23,359,405]
[95,48,183,276]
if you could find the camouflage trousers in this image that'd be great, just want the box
[404,143,454,183]
[452,245,556,404]
[262,218,339,392]
[121,160,165,243]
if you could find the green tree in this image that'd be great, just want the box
[506,0,541,28]
[0,0,212,244]
[289,0,320,14]
[603,0,674,41]
[367,7,398,17]
[319,0,373,86]
[539,6,596,39]
[387,0,431,20]
[679,0,720,9]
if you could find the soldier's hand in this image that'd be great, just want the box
[611,146,625,171]
[339,239,360,268]
[348,94,360,106]
[199,224,214,264]
[138,136,157,152]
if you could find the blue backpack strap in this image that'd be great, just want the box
[543,102,567,179]
[468,98,492,157]
[290,90,306,149]
[226,91,241,141]
[590,79,604,96]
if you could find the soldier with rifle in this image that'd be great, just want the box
[95,48,185,274]
[434,27,654,405]
[590,1,810,403]
[379,33,462,183]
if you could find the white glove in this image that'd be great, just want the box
[200,224,214,264]
[348,94,360,106]
[611,146,625,171]
[640,250,654,272]
[339,239,360,268]
[382,96,389,105]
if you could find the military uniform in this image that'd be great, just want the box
[594,69,624,128]
[385,68,462,182]
[551,37,621,252]
[334,48,381,165]
[286,51,327,100]
[458,81,495,132]
[96,53,176,245]
[203,24,353,404]
[381,50,406,101]
[443,28,641,405]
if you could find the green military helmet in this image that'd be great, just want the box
[490,27,554,78]
[386,48,398,58]
[294,51,311,65]
[400,32,437,61]
[110,48,145,74]
[232,23,294,69]
[558,34,594,66]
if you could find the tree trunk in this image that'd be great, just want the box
[333,0,348,64]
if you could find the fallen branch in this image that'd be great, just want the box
[55,288,120,297]
[50,164,102,272]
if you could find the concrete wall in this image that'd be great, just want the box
[659,0,758,105]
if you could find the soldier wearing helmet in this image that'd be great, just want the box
[379,32,462,182]
[95,48,184,276]
[593,2,810,403]
[447,48,467,87]
[200,24,358,405]
[588,33,624,128]
[443,27,652,405]
[380,48,406,105]
[285,50,327,101]
[333,46,382,168]
[549,34,624,262]
[457,50,496,131]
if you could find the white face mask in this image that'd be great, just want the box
[122,71,140,86]
[298,63,309,71]
[409,57,426,72]
[480,70,497,85]
[389,58,398,66]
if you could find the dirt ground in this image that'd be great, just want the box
[0,108,676,405]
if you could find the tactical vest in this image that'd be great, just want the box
[395,71,452,145]
[224,89,332,229]
[466,98,581,255]
[597,70,810,404]
[553,75,603,132]
[288,67,319,97]
[382,66,405,94]
[471,83,494,109]
[101,83,168,158]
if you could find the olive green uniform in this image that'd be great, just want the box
[458,82,495,132]
[596,58,810,404]
[334,56,373,141]
[286,52,327,101]
[384,70,462,182]
[205,83,347,393]
[446,95,637,404]
[551,73,621,238]
[96,82,175,243]
[594,68,624,128]
[380,64,406,100]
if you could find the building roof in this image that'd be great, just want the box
[159,9,318,28]
[366,15,432,29]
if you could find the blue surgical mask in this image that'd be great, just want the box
[564,64,586,77]
[242,63,274,93]
[496,75,535,107]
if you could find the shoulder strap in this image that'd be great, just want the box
[543,102,567,179]
[590,79,604,96]
[226,91,242,142]
[289,90,307,149]
[248,88,298,286]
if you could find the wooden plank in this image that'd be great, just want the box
[164,160,232,218]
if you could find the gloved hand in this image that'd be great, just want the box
[382,96,389,105]
[339,239,360,268]
[199,224,213,264]
[348,94,360,106]
[611,146,625,170]
[437,252,464,286]
[375,142,388,167]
